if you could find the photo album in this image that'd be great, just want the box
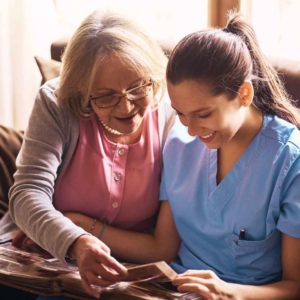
[0,242,201,299]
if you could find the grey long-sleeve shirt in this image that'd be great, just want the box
[8,78,176,261]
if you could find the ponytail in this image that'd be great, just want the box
[167,12,300,128]
[224,12,300,128]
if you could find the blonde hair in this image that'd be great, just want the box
[58,11,168,118]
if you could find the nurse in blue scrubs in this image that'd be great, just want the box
[161,13,300,299]
[99,13,300,300]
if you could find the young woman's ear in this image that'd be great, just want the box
[238,81,254,107]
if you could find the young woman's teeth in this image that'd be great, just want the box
[201,133,214,139]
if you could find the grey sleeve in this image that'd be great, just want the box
[9,82,87,261]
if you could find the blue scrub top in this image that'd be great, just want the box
[160,114,300,285]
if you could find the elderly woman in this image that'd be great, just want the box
[8,10,175,297]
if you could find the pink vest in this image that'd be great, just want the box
[53,109,161,231]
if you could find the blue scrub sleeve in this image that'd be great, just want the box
[277,155,300,238]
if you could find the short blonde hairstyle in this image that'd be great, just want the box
[58,11,168,118]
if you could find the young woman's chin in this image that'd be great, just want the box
[199,135,230,150]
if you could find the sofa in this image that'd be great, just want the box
[49,38,300,107]
[0,30,300,299]
[1,38,300,220]
[0,126,23,218]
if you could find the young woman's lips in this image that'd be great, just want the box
[199,131,216,143]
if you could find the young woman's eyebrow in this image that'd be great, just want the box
[191,108,212,114]
[171,105,211,114]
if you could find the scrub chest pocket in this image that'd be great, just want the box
[230,230,281,284]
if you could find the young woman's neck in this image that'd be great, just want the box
[240,106,263,146]
[227,105,263,151]
[217,106,263,184]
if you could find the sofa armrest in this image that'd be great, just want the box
[0,126,23,218]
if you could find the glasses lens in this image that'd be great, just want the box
[127,82,152,101]
[90,81,152,107]
[93,95,120,108]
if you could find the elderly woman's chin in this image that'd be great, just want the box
[115,112,145,134]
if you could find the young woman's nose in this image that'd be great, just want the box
[186,118,200,137]
[188,125,198,137]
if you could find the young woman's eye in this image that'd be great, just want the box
[197,112,211,119]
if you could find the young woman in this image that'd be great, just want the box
[88,13,300,299]
[7,10,175,297]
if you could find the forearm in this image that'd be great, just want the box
[101,225,176,263]
[66,202,180,263]
[8,85,85,260]
[10,191,87,261]
[70,214,177,263]
[229,280,300,300]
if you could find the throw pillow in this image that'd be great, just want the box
[34,56,61,84]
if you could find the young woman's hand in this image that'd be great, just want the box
[173,270,236,300]
[68,234,128,297]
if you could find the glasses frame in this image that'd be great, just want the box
[89,80,153,108]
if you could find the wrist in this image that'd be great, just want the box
[67,234,89,260]
[89,218,97,235]
[97,221,107,240]
[90,219,107,239]
[226,282,244,300]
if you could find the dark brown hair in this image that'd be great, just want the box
[167,12,300,127]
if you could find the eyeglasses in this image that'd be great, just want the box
[89,81,153,108]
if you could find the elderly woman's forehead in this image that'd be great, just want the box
[97,53,139,67]
[95,55,146,76]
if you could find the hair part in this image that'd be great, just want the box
[58,11,168,118]
[167,11,300,128]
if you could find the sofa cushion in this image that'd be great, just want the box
[34,56,61,84]
[51,38,68,62]
[0,126,23,218]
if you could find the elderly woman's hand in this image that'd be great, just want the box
[12,229,52,257]
[68,234,128,297]
[64,211,128,296]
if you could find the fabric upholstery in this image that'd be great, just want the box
[34,56,61,84]
[0,126,23,218]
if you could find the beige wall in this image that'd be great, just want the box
[208,0,240,28]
